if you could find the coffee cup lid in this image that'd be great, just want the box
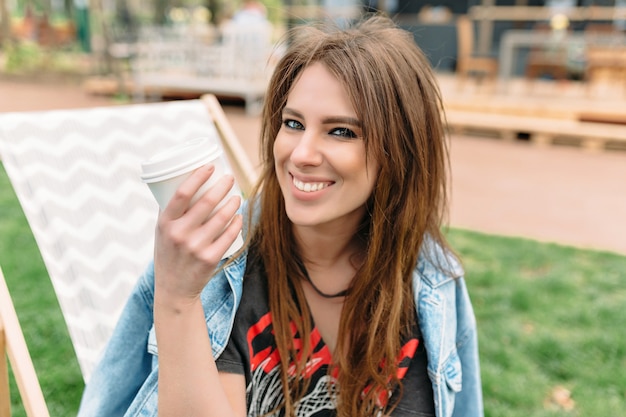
[140,137,222,183]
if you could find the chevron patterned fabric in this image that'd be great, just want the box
[0,99,239,382]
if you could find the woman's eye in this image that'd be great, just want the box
[330,127,358,139]
[284,119,304,130]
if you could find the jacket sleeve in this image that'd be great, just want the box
[77,262,156,417]
[452,277,484,417]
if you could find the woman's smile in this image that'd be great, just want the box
[291,174,333,193]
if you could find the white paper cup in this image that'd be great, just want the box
[140,137,243,258]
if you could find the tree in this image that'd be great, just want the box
[0,0,10,46]
[155,0,168,24]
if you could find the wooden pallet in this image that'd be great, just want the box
[578,112,626,126]
[444,99,579,120]
[446,110,626,152]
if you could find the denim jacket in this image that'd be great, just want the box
[78,241,483,417]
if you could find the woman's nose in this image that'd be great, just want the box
[290,132,323,167]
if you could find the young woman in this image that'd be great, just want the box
[79,15,483,417]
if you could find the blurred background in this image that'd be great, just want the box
[0,0,624,89]
[1,1,626,416]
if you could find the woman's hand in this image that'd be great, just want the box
[154,164,243,309]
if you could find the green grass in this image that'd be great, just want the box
[1,165,83,415]
[2,161,626,416]
[447,228,626,416]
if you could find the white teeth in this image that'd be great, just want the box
[293,177,328,192]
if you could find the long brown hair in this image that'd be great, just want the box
[246,14,454,416]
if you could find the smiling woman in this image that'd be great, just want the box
[78,14,483,417]
[273,62,377,233]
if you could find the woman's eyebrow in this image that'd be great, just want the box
[322,116,362,127]
[282,107,361,127]
[282,107,302,118]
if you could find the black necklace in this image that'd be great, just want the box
[298,260,349,299]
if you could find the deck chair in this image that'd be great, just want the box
[0,95,258,415]
[524,22,570,82]
[455,15,498,89]
[0,266,48,417]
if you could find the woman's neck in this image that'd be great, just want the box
[293,224,366,302]
[293,224,358,267]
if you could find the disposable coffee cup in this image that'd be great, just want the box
[140,137,243,259]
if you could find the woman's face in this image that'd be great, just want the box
[273,62,379,233]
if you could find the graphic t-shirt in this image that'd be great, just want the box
[216,256,435,417]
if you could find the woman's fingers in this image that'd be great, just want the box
[157,167,240,252]
[153,164,243,300]
[185,194,242,263]
[154,195,242,301]
[163,164,215,219]
[187,174,238,224]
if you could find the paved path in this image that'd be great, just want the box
[1,78,624,255]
